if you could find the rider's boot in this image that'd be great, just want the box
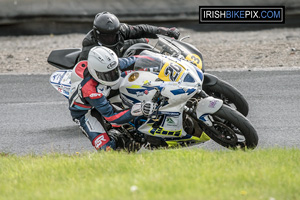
[107,129,141,152]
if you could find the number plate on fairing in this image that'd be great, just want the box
[185,54,203,70]
[158,61,186,82]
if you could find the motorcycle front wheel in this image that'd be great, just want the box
[203,79,249,116]
[197,105,258,149]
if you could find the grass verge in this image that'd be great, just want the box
[0,148,299,200]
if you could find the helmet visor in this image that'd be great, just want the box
[95,67,120,83]
[98,32,118,45]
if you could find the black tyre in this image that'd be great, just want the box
[199,105,258,149]
[203,79,249,116]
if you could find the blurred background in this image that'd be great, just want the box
[0,0,300,36]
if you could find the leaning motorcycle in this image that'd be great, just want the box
[48,35,249,116]
[122,35,249,116]
[49,50,258,150]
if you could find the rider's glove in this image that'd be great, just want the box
[131,101,156,117]
[157,27,180,39]
[167,27,180,39]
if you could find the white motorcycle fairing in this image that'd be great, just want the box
[119,70,201,139]
[49,70,72,98]
[49,68,112,100]
[196,97,223,126]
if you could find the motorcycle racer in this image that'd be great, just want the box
[78,11,180,60]
[69,46,154,151]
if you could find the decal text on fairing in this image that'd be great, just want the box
[149,127,182,137]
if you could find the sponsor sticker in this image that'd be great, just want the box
[61,71,72,85]
[149,127,182,137]
[89,93,103,99]
[209,100,218,108]
[166,116,178,126]
[93,133,110,150]
[107,61,117,69]
[50,72,63,84]
[136,91,144,97]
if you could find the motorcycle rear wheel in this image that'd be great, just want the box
[197,105,258,149]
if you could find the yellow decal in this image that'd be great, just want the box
[158,61,185,82]
[149,127,182,137]
[127,85,143,89]
[165,135,210,147]
[185,54,203,70]
[143,80,150,85]
[165,141,180,147]
[199,132,211,142]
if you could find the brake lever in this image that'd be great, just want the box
[179,35,190,41]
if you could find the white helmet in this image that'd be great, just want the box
[87,46,120,86]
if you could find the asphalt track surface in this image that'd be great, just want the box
[1,69,300,155]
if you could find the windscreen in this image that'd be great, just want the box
[133,50,163,72]
[154,37,180,56]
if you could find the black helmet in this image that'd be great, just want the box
[93,12,120,46]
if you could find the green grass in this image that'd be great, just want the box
[1,148,300,200]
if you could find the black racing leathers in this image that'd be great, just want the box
[78,23,160,60]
